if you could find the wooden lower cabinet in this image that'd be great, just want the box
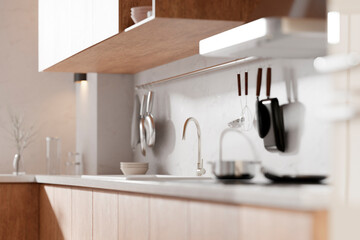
[40,185,72,240]
[54,186,72,240]
[118,193,149,240]
[0,184,39,240]
[40,185,93,240]
[150,196,189,240]
[241,206,314,240]
[39,185,56,239]
[189,201,241,240]
[93,190,119,240]
[72,188,92,240]
[37,185,327,240]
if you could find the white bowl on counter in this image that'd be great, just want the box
[120,162,149,175]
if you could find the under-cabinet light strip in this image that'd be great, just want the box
[135,56,262,89]
[199,18,267,55]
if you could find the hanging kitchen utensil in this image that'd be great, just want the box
[228,73,245,128]
[282,67,305,153]
[255,68,270,138]
[130,94,140,150]
[242,71,253,131]
[144,91,156,147]
[139,95,147,156]
[261,68,286,152]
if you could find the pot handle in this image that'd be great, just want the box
[266,67,271,98]
[237,73,241,96]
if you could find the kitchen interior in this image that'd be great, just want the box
[1,0,359,239]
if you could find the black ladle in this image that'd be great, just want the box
[256,68,270,138]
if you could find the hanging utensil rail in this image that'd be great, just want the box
[135,56,263,89]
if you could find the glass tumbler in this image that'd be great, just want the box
[66,152,82,175]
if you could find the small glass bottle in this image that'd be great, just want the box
[66,152,82,175]
[46,137,61,175]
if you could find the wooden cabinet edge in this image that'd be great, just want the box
[313,211,328,240]
[0,184,39,240]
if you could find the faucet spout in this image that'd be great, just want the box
[182,117,206,176]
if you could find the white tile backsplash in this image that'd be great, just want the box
[133,55,332,178]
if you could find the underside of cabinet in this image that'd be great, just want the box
[41,0,326,73]
[43,18,242,73]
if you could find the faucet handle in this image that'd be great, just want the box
[197,167,206,176]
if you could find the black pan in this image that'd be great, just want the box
[256,68,270,138]
[261,68,286,152]
[262,167,327,184]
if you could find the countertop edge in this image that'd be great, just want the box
[33,175,329,211]
[0,175,329,211]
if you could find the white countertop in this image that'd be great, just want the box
[0,174,36,182]
[0,174,330,211]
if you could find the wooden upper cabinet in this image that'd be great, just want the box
[39,0,324,74]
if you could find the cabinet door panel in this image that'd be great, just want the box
[189,201,241,240]
[40,185,72,240]
[39,0,119,71]
[54,186,72,240]
[240,207,313,240]
[118,193,150,240]
[72,188,93,240]
[150,196,188,240]
[69,0,94,54]
[93,190,118,240]
[40,185,57,240]
[92,0,119,43]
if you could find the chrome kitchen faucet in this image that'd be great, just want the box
[182,117,206,176]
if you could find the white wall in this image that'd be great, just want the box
[133,55,332,178]
[76,75,98,174]
[0,0,76,174]
[328,1,360,239]
[97,73,134,174]
[76,73,134,174]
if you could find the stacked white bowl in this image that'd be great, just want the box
[120,162,149,175]
[130,6,152,24]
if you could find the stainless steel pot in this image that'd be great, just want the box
[212,128,260,180]
[210,160,259,179]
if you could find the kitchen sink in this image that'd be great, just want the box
[81,175,212,181]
